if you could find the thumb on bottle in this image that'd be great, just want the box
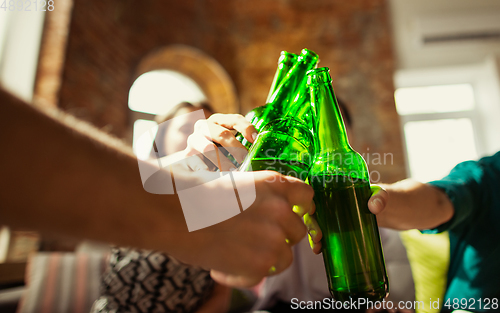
[304,213,322,254]
[368,185,388,214]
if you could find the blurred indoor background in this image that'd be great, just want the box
[1,0,500,311]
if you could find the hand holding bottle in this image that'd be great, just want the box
[177,113,324,287]
[185,170,315,287]
[366,181,453,231]
[308,185,394,255]
[183,113,258,171]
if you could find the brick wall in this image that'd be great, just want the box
[43,0,405,182]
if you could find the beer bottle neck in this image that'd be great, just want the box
[258,51,318,131]
[266,52,298,103]
[268,57,315,104]
[312,82,350,154]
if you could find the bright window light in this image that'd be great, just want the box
[128,70,206,115]
[133,119,158,160]
[404,118,478,182]
[395,84,475,115]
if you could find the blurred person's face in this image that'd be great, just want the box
[163,107,212,155]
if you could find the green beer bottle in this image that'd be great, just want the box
[237,49,318,148]
[253,48,318,132]
[307,67,389,302]
[282,68,316,133]
[238,117,313,181]
[238,50,319,178]
[237,51,298,148]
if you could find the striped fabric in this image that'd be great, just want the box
[17,252,109,313]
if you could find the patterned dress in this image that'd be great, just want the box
[90,248,214,313]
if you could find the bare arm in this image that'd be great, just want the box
[368,179,454,231]
[0,88,314,287]
[0,89,176,250]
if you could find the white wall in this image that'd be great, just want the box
[474,56,500,155]
[390,0,500,161]
[389,0,500,69]
[0,10,46,103]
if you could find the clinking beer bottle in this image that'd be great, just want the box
[238,49,319,179]
[265,51,299,103]
[237,49,318,149]
[254,48,318,132]
[282,66,316,133]
[237,51,298,148]
[307,67,389,302]
[238,117,314,181]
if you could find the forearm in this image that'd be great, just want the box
[0,93,317,283]
[0,88,187,252]
[375,179,454,231]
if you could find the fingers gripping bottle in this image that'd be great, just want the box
[307,67,389,302]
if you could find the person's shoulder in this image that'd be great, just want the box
[478,151,500,168]
[443,151,500,180]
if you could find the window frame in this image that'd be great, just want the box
[394,64,491,179]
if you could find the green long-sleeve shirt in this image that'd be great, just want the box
[425,151,500,312]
